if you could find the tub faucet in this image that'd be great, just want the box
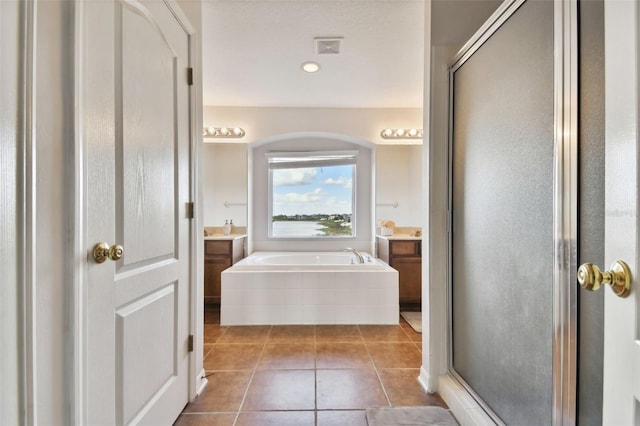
[343,247,364,263]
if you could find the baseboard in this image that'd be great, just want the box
[438,374,497,426]
[195,369,208,398]
[418,365,435,393]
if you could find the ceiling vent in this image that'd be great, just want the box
[315,37,343,55]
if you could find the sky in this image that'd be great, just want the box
[272,164,354,216]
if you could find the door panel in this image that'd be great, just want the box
[85,1,191,424]
[450,0,554,423]
[116,283,176,425]
[602,0,639,423]
[120,3,178,265]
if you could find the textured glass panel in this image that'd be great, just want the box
[578,0,605,424]
[451,1,554,424]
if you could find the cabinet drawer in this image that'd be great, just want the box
[390,241,420,256]
[205,240,231,256]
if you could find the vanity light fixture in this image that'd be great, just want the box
[203,126,245,138]
[380,128,423,140]
[301,61,321,73]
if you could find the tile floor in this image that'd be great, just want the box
[175,306,446,426]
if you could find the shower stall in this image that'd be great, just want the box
[438,0,604,423]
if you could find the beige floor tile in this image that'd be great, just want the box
[316,369,389,410]
[203,343,214,359]
[235,411,315,426]
[378,368,448,407]
[316,342,372,369]
[203,344,263,371]
[315,325,363,342]
[203,325,228,344]
[317,410,368,426]
[242,370,316,411]
[358,325,411,342]
[183,371,251,412]
[258,342,315,370]
[267,325,315,342]
[173,413,236,426]
[366,342,422,368]
[217,326,271,344]
[400,323,422,342]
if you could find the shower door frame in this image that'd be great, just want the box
[446,0,578,424]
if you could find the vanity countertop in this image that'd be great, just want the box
[204,233,247,241]
[376,233,422,241]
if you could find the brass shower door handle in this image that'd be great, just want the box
[92,242,124,264]
[577,260,631,298]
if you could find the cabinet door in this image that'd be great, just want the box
[390,240,420,256]
[205,240,231,256]
[204,258,232,304]
[393,257,422,303]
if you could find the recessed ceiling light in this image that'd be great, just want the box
[301,61,320,73]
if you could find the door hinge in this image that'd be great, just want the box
[187,67,194,86]
[188,334,194,352]
[186,202,194,219]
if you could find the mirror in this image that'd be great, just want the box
[202,143,248,230]
[375,144,423,231]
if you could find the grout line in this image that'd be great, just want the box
[231,325,272,426]
[360,326,393,408]
[188,322,427,424]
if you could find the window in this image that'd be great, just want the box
[268,151,357,238]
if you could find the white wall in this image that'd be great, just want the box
[422,44,458,390]
[203,143,248,226]
[376,145,422,226]
[203,106,424,229]
[203,106,423,145]
[176,0,206,402]
[1,1,23,423]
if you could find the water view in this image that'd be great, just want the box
[272,221,324,237]
[272,218,352,238]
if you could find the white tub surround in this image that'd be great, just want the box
[221,252,399,325]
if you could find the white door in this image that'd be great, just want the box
[602,0,639,424]
[83,0,192,424]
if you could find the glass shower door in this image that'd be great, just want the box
[448,0,564,423]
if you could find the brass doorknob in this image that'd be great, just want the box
[93,242,124,264]
[577,260,631,298]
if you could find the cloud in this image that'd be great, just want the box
[273,168,317,186]
[272,188,352,215]
[274,187,323,203]
[323,176,352,189]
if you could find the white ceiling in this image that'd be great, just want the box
[202,0,426,108]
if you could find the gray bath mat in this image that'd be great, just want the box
[366,406,458,426]
[401,311,422,333]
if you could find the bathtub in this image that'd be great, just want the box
[231,251,383,269]
[221,251,399,325]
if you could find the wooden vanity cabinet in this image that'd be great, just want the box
[376,238,422,303]
[204,237,245,304]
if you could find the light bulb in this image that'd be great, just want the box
[301,61,321,73]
